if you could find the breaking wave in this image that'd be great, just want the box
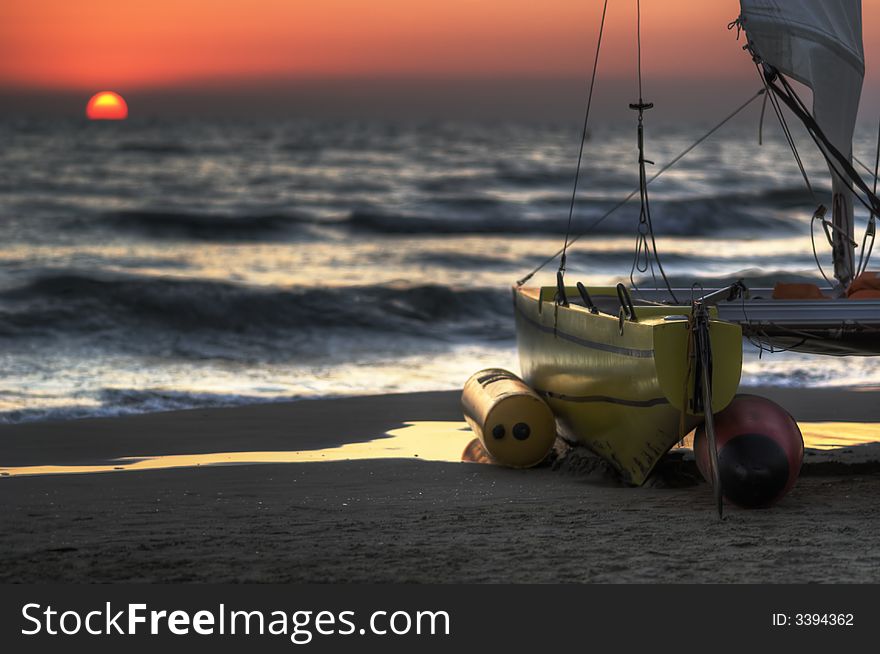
[97,210,310,241]
[0,272,514,344]
[342,187,813,236]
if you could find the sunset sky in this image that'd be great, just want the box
[1,1,878,119]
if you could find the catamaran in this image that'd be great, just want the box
[511,0,880,495]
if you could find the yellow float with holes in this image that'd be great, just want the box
[461,369,557,468]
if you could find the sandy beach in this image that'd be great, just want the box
[1,386,879,583]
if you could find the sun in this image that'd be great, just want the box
[86,91,128,120]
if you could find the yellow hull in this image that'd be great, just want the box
[513,285,743,485]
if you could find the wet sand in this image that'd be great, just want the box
[1,388,878,583]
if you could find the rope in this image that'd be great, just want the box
[692,302,723,519]
[628,0,678,303]
[854,154,880,183]
[766,73,880,285]
[679,311,695,444]
[516,89,766,286]
[749,41,880,218]
[754,64,816,202]
[727,18,743,41]
[857,116,880,276]
[754,64,835,285]
[772,74,880,217]
[753,62,880,284]
[810,207,834,286]
[558,0,609,280]
[758,89,768,145]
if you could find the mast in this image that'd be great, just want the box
[831,173,856,286]
[739,0,865,290]
[628,0,676,302]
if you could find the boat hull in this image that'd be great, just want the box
[513,285,743,485]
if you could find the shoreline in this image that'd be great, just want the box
[1,386,879,583]
[3,385,880,460]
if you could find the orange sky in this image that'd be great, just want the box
[1,1,878,91]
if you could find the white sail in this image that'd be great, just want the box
[739,0,865,287]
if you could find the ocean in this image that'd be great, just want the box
[2,115,880,422]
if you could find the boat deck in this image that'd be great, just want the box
[553,285,880,356]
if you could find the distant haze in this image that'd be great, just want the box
[0,77,760,124]
[1,0,879,123]
[3,77,879,129]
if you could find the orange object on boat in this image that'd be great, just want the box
[771,282,828,300]
[847,271,880,299]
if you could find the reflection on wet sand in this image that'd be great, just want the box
[796,422,880,450]
[0,421,474,478]
[1,420,877,478]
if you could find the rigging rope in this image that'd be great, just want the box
[758,88,769,145]
[629,0,677,303]
[753,63,817,202]
[857,116,880,276]
[765,72,880,287]
[854,154,880,184]
[557,0,609,292]
[749,60,835,285]
[516,89,767,286]
[739,17,880,285]
[748,51,880,285]
[770,73,880,217]
[810,206,834,287]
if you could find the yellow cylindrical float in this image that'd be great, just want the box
[461,368,557,468]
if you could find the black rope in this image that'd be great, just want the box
[857,116,880,276]
[750,59,880,284]
[854,154,880,184]
[810,206,834,287]
[753,63,816,202]
[768,72,880,285]
[771,74,880,217]
[558,0,609,287]
[871,120,878,204]
[515,89,766,286]
[751,62,835,284]
[758,89,768,145]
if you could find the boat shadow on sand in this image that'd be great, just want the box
[550,435,880,489]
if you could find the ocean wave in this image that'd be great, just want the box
[344,211,515,234]
[0,389,293,424]
[417,175,494,193]
[0,267,820,349]
[117,141,193,155]
[493,163,574,187]
[58,185,819,244]
[343,187,812,237]
[98,210,310,241]
[408,249,700,271]
[0,272,514,344]
[405,251,519,269]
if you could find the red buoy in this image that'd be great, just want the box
[694,394,803,508]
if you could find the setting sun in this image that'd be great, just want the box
[86,91,128,120]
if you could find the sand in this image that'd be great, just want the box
[1,387,878,583]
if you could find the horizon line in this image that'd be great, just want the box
[0,72,758,95]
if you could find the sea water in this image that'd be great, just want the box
[2,116,880,422]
